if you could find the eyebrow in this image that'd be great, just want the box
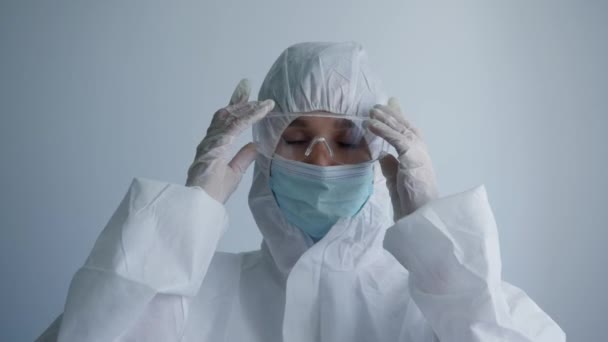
[287,118,308,127]
[287,118,356,128]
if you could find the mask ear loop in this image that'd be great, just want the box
[304,136,334,159]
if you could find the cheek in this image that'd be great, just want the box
[275,142,288,154]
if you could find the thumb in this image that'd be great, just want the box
[379,154,401,221]
[228,142,258,174]
[379,153,399,182]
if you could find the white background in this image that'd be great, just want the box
[1,1,606,340]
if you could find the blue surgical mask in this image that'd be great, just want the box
[269,156,374,242]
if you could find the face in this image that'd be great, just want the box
[275,113,371,166]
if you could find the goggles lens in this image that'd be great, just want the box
[254,113,386,165]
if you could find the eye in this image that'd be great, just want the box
[283,139,309,145]
[334,129,365,150]
[336,141,360,149]
[280,130,310,146]
[281,136,310,145]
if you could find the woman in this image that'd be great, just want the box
[38,42,565,341]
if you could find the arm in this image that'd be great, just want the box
[38,177,228,342]
[385,186,566,341]
[37,79,274,341]
[369,98,564,341]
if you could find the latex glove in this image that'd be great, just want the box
[368,97,438,220]
[186,79,275,203]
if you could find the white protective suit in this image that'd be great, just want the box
[38,42,565,341]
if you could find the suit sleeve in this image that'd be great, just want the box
[37,178,228,342]
[384,186,566,342]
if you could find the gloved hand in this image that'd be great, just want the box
[186,79,275,203]
[368,97,438,220]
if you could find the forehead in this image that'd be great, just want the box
[286,115,357,129]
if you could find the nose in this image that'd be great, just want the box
[304,140,337,166]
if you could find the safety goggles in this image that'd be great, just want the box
[253,113,387,165]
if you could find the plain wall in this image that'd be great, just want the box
[1,1,606,340]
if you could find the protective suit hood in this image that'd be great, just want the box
[248,41,393,274]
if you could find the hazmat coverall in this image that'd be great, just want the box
[37,42,565,342]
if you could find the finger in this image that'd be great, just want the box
[373,104,411,129]
[386,97,417,137]
[379,154,402,221]
[227,99,274,119]
[410,126,423,139]
[388,97,402,113]
[229,79,251,106]
[235,99,275,125]
[228,142,258,174]
[221,101,254,120]
[370,107,407,134]
[367,119,410,154]
[208,100,275,141]
[211,100,257,127]
[375,101,424,139]
[223,100,275,137]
